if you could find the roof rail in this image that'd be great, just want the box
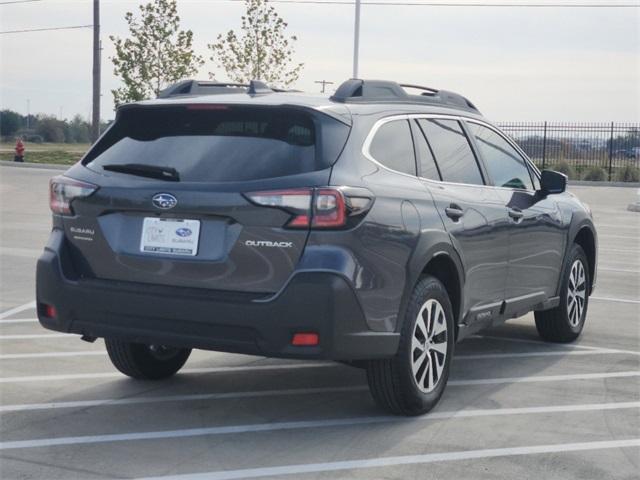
[157,79,277,98]
[330,79,479,113]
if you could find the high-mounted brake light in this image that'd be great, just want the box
[49,176,98,215]
[245,188,352,229]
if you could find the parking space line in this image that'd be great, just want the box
[0,351,106,360]
[0,301,36,320]
[475,335,640,356]
[0,362,337,383]
[137,438,640,480]
[598,267,640,273]
[0,333,74,340]
[0,318,38,325]
[0,401,637,451]
[0,386,369,413]
[591,296,640,304]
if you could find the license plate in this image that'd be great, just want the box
[140,218,201,256]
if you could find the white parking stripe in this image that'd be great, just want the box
[0,351,105,360]
[0,301,36,320]
[475,335,640,356]
[598,267,640,274]
[0,362,337,383]
[591,296,640,304]
[138,438,640,480]
[0,318,38,325]
[448,371,639,386]
[0,386,368,413]
[0,401,637,451]
[0,333,74,340]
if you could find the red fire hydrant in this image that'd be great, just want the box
[14,139,25,163]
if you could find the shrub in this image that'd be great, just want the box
[581,166,607,182]
[551,160,576,180]
[615,165,640,183]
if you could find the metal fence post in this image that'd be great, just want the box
[608,122,614,181]
[542,121,548,169]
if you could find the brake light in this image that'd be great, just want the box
[49,176,98,215]
[246,187,352,229]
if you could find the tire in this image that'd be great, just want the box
[535,244,590,343]
[366,275,455,416]
[105,339,191,380]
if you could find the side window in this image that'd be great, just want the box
[418,119,484,185]
[369,120,417,176]
[413,120,441,180]
[468,123,534,190]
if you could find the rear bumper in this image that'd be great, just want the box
[36,230,399,360]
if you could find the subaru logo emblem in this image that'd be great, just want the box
[175,227,192,237]
[152,193,177,210]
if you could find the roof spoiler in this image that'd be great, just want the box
[157,79,289,98]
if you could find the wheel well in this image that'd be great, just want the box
[421,254,461,337]
[574,227,596,294]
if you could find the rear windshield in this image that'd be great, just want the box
[84,105,348,182]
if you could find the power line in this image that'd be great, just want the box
[224,0,639,6]
[0,24,92,34]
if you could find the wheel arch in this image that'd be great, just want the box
[401,234,465,341]
[573,224,597,295]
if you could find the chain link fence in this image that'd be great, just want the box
[498,122,640,181]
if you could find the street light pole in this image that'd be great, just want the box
[91,0,101,142]
[352,0,361,78]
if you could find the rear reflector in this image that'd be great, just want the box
[42,304,57,319]
[291,332,319,346]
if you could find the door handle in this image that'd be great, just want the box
[508,208,524,221]
[445,204,464,221]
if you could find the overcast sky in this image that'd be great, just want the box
[1,0,639,122]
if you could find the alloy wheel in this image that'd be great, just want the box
[567,259,587,327]
[411,299,448,393]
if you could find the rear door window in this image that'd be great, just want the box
[467,122,534,190]
[417,119,484,185]
[369,120,417,176]
[84,106,349,182]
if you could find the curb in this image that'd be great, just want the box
[0,160,68,171]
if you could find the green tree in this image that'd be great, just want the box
[36,116,65,143]
[208,0,303,87]
[110,0,204,105]
[0,110,22,137]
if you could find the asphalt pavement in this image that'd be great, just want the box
[0,165,638,480]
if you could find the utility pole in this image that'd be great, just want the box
[26,99,30,129]
[91,0,101,142]
[352,0,361,78]
[314,80,334,94]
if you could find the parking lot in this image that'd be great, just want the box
[0,165,638,480]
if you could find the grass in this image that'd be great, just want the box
[0,142,89,165]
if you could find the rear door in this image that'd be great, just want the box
[413,118,510,323]
[465,121,566,308]
[64,104,350,294]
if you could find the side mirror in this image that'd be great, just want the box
[540,170,567,195]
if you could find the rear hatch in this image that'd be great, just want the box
[60,103,350,295]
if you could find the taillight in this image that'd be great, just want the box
[49,176,98,215]
[246,188,313,228]
[245,187,371,230]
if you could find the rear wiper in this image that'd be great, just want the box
[102,163,180,182]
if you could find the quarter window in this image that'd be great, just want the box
[418,119,484,185]
[369,120,417,176]
[468,123,534,190]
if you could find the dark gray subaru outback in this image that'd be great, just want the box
[37,79,597,415]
